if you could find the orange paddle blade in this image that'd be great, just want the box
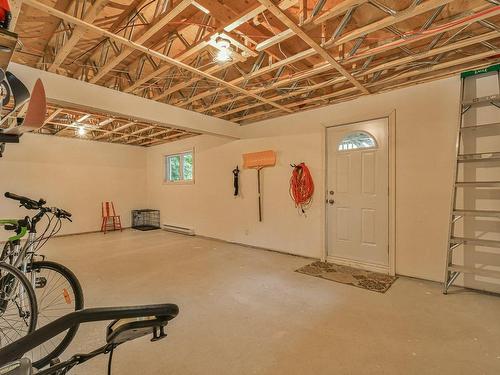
[243,150,276,169]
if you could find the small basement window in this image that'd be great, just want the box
[338,131,377,151]
[164,150,194,183]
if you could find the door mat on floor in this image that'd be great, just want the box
[296,261,397,293]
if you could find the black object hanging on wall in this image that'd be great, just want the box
[232,166,240,196]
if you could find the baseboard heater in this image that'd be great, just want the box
[161,224,195,236]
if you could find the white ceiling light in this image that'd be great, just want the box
[192,1,210,14]
[76,125,86,137]
[214,37,233,63]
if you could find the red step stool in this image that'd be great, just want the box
[101,201,122,234]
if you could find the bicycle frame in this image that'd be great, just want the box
[1,219,38,280]
[1,215,48,319]
[0,219,27,242]
[1,219,31,316]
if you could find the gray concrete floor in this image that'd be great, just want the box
[40,230,500,374]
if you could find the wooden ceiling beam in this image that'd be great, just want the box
[112,125,156,141]
[204,61,335,113]
[255,0,370,51]
[205,4,500,114]
[23,0,294,113]
[177,48,317,107]
[278,61,500,119]
[362,31,500,76]
[310,0,369,25]
[223,0,297,32]
[250,0,467,87]
[217,31,500,118]
[93,121,136,139]
[88,0,193,83]
[140,0,299,102]
[232,48,499,122]
[103,11,208,90]
[185,3,500,110]
[35,0,75,68]
[151,63,228,101]
[68,0,153,78]
[37,105,195,145]
[258,0,368,93]
[48,0,109,73]
[327,0,456,47]
[39,107,64,129]
[124,39,209,93]
[372,49,500,87]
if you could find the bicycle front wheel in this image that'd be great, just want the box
[26,261,84,369]
[0,261,37,347]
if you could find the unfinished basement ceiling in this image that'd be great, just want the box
[13,0,500,124]
[6,104,198,146]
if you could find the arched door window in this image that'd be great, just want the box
[338,131,377,151]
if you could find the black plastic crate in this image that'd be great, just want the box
[132,209,160,231]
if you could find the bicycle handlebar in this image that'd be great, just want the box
[0,304,179,364]
[4,192,72,219]
[54,208,72,219]
[4,192,45,209]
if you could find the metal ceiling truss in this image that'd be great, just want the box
[13,0,500,133]
[34,104,198,146]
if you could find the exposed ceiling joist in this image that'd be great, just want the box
[256,0,369,94]
[14,0,500,127]
[89,0,193,83]
[22,0,294,113]
[48,0,109,72]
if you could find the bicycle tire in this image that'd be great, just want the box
[28,261,84,369]
[0,261,38,347]
[1,241,13,263]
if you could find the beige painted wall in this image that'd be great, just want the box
[1,133,147,234]
[147,76,462,283]
[147,132,324,258]
[0,75,471,284]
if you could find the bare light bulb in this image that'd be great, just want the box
[215,48,232,63]
[214,37,233,63]
[77,125,86,136]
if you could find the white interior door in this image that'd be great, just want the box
[326,118,389,271]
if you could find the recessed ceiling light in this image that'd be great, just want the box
[192,1,210,14]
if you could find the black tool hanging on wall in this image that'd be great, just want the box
[232,166,240,196]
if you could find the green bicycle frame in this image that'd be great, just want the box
[0,219,28,242]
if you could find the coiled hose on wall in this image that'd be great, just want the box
[290,162,314,215]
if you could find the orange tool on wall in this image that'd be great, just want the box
[290,162,314,215]
[243,150,276,222]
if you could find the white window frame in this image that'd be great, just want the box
[337,131,378,152]
[163,149,194,184]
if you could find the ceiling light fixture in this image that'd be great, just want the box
[76,125,86,137]
[214,37,233,63]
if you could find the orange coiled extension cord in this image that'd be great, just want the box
[289,163,314,214]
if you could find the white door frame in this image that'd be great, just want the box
[323,112,396,276]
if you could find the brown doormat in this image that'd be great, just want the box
[296,261,397,293]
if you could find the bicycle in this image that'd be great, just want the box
[0,303,179,375]
[0,261,37,346]
[1,192,84,369]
